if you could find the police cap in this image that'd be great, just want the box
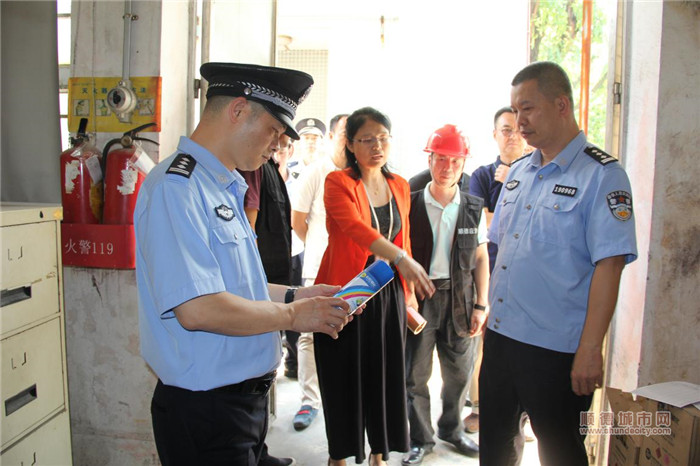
[295,118,327,138]
[201,62,314,140]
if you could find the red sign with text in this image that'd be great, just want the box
[61,223,136,269]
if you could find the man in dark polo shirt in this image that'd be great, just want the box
[463,106,527,435]
[468,106,528,272]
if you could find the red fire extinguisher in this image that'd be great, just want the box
[102,123,158,225]
[60,118,104,223]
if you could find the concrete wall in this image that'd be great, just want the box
[607,0,663,392]
[64,268,159,465]
[64,1,275,464]
[66,3,167,463]
[159,0,195,159]
[608,1,700,391]
[637,0,700,386]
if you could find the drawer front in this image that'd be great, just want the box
[1,318,66,448]
[1,277,60,337]
[1,222,58,291]
[0,410,72,464]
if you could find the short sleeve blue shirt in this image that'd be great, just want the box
[487,132,637,353]
[135,136,281,390]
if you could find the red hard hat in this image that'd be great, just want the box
[423,124,470,158]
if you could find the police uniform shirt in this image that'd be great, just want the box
[135,136,281,391]
[423,182,487,279]
[487,131,637,353]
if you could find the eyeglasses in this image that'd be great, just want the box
[498,128,520,138]
[354,135,392,146]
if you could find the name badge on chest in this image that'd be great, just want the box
[552,184,578,197]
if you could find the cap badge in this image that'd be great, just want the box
[307,119,315,127]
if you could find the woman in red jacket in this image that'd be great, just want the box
[314,107,435,466]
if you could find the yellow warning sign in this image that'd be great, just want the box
[68,76,161,133]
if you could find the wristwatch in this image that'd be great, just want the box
[285,287,298,304]
[392,250,407,266]
[473,303,487,311]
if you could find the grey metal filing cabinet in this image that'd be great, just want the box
[1,203,72,464]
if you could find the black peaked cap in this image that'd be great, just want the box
[201,62,314,140]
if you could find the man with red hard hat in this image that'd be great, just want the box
[403,124,489,464]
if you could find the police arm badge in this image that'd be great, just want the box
[607,191,633,221]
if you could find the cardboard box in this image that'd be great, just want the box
[607,383,700,466]
[608,387,647,466]
[638,398,700,466]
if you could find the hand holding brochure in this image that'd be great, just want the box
[334,261,394,315]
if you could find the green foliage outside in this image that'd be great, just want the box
[530,0,614,147]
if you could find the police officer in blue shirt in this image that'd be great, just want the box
[135,62,354,466]
[480,62,637,466]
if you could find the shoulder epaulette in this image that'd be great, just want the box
[510,152,532,166]
[584,146,617,165]
[166,153,197,178]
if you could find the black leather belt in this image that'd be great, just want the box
[211,371,276,396]
[431,278,451,290]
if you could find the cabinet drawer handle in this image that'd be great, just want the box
[1,285,32,306]
[5,384,37,416]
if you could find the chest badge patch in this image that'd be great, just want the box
[553,184,578,197]
[167,153,196,178]
[607,191,633,221]
[215,204,235,221]
[505,180,520,190]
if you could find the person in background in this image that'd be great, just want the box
[481,61,637,465]
[135,62,354,466]
[285,118,326,362]
[402,125,488,465]
[273,135,302,381]
[409,158,470,194]
[286,120,325,377]
[239,133,295,285]
[276,135,295,182]
[463,106,528,435]
[287,117,327,180]
[314,107,436,466]
[289,113,349,431]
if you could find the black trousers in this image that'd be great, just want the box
[479,330,593,466]
[314,271,409,463]
[151,376,272,465]
[405,286,477,448]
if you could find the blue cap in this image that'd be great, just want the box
[365,260,395,288]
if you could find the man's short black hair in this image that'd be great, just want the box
[493,106,514,128]
[329,114,349,133]
[512,61,574,106]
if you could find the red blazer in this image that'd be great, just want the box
[315,168,412,295]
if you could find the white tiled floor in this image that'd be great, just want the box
[266,353,541,465]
